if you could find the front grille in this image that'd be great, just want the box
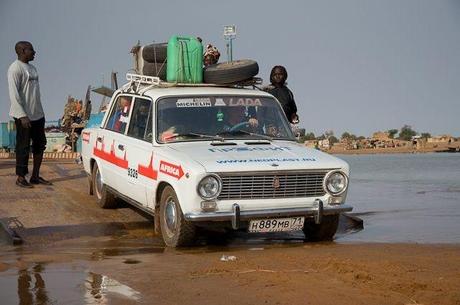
[217,171,327,200]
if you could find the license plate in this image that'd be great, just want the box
[248,217,305,233]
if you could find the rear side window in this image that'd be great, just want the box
[105,96,133,134]
[127,98,153,142]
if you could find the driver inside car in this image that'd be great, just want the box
[219,106,259,132]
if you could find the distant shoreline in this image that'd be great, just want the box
[326,146,457,155]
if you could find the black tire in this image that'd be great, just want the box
[303,215,339,241]
[91,163,117,209]
[204,59,259,84]
[142,43,168,63]
[142,62,167,80]
[87,175,93,196]
[159,186,196,247]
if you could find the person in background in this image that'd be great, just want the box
[266,65,299,124]
[8,41,52,188]
[203,44,220,67]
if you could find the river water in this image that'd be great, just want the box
[338,152,460,243]
[0,153,459,304]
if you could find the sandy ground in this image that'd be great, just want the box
[1,241,459,305]
[1,160,459,305]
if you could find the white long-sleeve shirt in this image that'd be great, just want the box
[8,60,45,121]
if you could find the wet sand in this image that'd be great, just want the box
[1,240,459,305]
[0,160,459,304]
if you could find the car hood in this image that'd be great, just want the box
[167,140,348,173]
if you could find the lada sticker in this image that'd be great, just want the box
[227,97,262,107]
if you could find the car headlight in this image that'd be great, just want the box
[197,174,222,200]
[324,171,348,195]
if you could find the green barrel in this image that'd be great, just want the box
[167,35,203,83]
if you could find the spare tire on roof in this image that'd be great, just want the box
[203,59,259,84]
[142,43,168,63]
[142,62,167,80]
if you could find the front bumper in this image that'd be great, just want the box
[184,200,353,230]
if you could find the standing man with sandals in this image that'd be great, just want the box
[8,41,52,188]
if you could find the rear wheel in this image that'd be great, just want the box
[92,163,117,209]
[303,215,339,241]
[159,186,196,247]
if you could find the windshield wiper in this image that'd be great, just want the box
[164,132,225,142]
[218,130,273,142]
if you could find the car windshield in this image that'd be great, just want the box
[156,96,296,143]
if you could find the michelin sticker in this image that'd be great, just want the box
[176,98,212,107]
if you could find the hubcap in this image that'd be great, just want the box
[95,167,103,199]
[164,197,177,235]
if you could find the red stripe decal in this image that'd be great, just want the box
[138,153,158,180]
[93,139,128,169]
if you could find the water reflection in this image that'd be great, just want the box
[84,272,141,304]
[17,263,52,305]
[3,262,141,305]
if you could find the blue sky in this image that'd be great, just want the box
[1,0,459,137]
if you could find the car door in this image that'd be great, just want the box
[120,96,155,207]
[96,94,133,194]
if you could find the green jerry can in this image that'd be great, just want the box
[167,35,203,83]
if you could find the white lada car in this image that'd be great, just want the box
[81,74,352,247]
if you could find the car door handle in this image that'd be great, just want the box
[118,144,125,151]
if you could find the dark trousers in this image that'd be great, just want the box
[14,117,47,177]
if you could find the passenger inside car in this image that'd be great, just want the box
[107,96,132,133]
[128,100,151,140]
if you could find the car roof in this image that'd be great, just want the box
[116,84,274,102]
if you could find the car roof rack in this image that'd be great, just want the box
[121,73,264,95]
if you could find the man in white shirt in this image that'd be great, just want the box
[8,41,52,188]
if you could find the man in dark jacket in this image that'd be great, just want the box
[266,65,299,124]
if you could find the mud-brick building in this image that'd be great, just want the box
[427,135,455,143]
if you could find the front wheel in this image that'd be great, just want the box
[303,215,339,241]
[159,186,196,247]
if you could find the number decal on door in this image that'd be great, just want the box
[128,168,138,179]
